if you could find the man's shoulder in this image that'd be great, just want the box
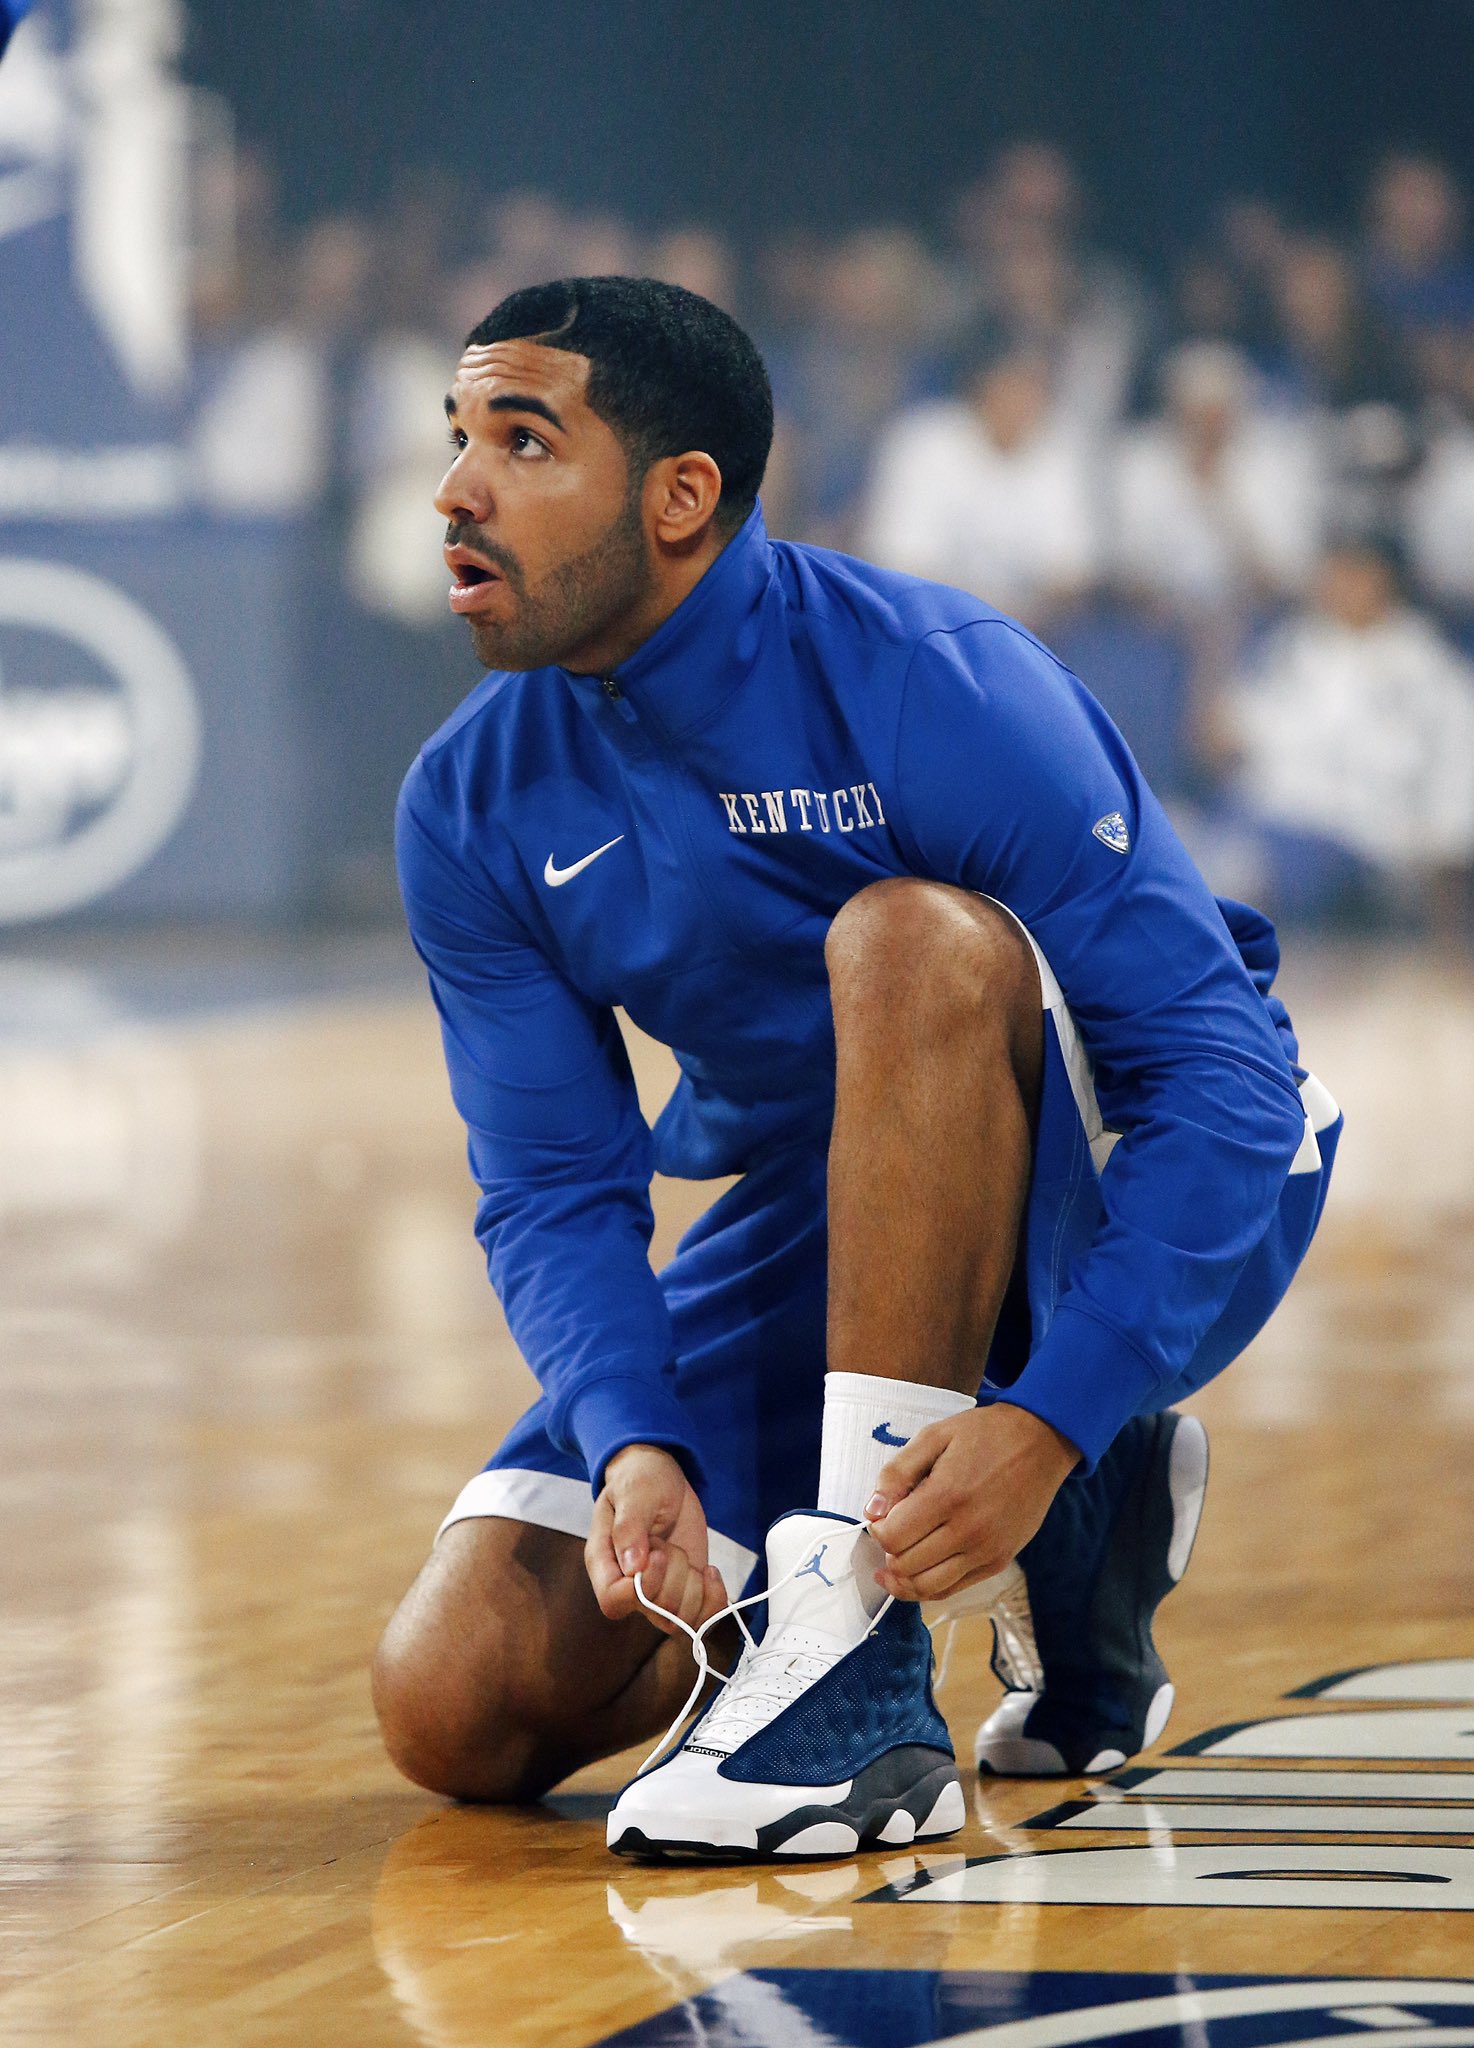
[417,664,535,767]
[770,535,1027,663]
[399,664,557,865]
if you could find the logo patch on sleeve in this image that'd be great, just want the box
[1092,811,1131,854]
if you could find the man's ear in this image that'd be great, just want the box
[647,451,725,548]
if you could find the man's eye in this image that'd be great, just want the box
[510,428,548,457]
[447,427,467,450]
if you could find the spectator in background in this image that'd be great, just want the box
[1168,204,1294,369]
[1265,235,1422,532]
[859,324,1101,627]
[648,226,740,314]
[768,226,947,546]
[1363,153,1474,394]
[950,141,1151,432]
[1169,248,1255,354]
[1269,236,1419,413]
[192,214,372,516]
[1112,341,1324,617]
[189,143,285,344]
[748,230,835,538]
[1406,334,1474,619]
[346,182,458,628]
[1216,535,1474,933]
[477,191,641,300]
[1217,201,1295,334]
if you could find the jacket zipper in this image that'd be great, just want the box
[597,671,641,730]
[599,667,779,962]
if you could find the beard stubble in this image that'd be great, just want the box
[463,491,653,674]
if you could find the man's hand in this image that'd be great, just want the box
[586,1444,729,1636]
[865,1403,1081,1601]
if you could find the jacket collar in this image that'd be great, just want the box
[560,503,774,738]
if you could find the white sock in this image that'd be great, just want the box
[816,1370,976,1522]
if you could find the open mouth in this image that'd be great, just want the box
[446,552,506,613]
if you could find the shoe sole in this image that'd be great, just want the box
[975,1411,1210,1777]
[608,1745,965,1863]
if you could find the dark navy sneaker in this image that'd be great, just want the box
[607,1510,966,1861]
[973,1409,1210,1777]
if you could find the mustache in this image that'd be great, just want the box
[445,524,524,588]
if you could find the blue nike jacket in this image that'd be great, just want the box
[397,507,1308,1491]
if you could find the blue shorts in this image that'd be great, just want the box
[438,920,1341,1593]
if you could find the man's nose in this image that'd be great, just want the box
[434,454,490,525]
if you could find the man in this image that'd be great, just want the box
[1111,341,1325,617]
[373,277,1340,1862]
[859,324,1100,629]
[1222,532,1474,932]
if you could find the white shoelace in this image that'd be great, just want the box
[632,1550,894,1777]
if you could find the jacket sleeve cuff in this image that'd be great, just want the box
[564,1375,707,1496]
[994,1303,1166,1471]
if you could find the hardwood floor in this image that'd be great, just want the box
[0,942,1470,2046]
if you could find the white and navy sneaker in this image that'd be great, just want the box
[974,1409,1210,1777]
[607,1510,966,1862]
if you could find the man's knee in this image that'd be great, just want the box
[825,878,1038,1032]
[371,1606,554,1803]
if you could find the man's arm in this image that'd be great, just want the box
[397,763,725,1628]
[887,620,1308,1469]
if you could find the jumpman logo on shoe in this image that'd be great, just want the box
[795,1545,834,1586]
[872,1422,910,1448]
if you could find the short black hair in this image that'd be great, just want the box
[466,276,773,534]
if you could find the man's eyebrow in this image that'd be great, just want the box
[442,390,568,432]
[485,393,566,432]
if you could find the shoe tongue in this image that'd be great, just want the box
[761,1512,888,1643]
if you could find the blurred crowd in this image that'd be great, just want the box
[189,142,1474,936]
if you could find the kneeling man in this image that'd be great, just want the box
[373,276,1340,1861]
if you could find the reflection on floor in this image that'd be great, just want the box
[0,936,1471,2046]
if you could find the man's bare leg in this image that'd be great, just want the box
[825,879,1042,1394]
[371,1517,707,1802]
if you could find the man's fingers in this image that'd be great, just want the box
[870,1472,952,1556]
[585,1492,627,1615]
[865,1418,952,1520]
[669,1551,708,1630]
[698,1565,730,1627]
[639,1544,670,1609]
[943,1557,1018,1601]
[610,1489,656,1578]
[879,1521,964,1581]
[652,1545,689,1619]
[641,1546,714,1634]
[587,1496,674,1625]
[879,1551,968,1602]
[682,1512,711,1578]
[586,1447,720,1637]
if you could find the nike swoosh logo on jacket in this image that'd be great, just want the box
[544,836,624,887]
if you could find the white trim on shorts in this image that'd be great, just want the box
[436,1465,761,1594]
[987,894,1339,1179]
